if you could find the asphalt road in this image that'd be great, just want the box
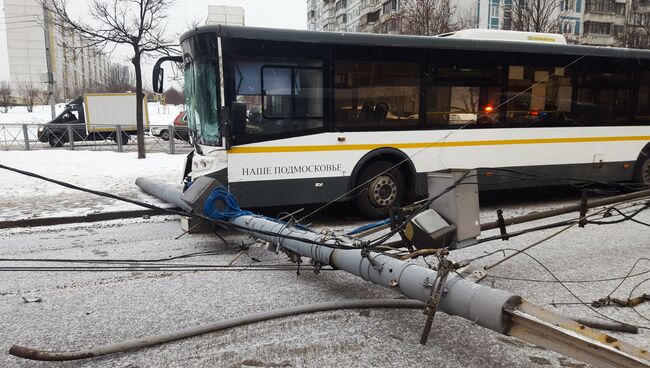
[1,198,649,368]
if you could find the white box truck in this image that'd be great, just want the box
[38,93,150,147]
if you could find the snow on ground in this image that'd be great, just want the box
[0,201,648,367]
[0,103,182,127]
[0,150,186,221]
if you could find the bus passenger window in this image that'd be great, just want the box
[262,67,293,118]
[425,65,503,128]
[506,65,572,127]
[573,65,630,126]
[635,70,650,123]
[334,60,420,131]
[232,59,324,138]
[294,68,323,119]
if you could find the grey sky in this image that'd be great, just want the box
[0,0,308,87]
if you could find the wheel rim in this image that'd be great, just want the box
[367,174,398,208]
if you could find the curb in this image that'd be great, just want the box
[0,209,180,229]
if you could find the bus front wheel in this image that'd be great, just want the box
[355,161,405,219]
[636,155,650,185]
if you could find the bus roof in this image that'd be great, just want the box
[180,25,650,61]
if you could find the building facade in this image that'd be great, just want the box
[206,5,245,26]
[306,0,649,47]
[1,0,111,102]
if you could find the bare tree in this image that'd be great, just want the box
[618,1,650,48]
[106,64,135,92]
[164,87,183,105]
[18,82,40,113]
[392,0,462,36]
[506,0,567,33]
[45,0,178,159]
[0,81,12,113]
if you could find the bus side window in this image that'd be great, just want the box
[294,68,323,119]
[635,70,650,124]
[574,62,631,126]
[334,60,420,131]
[262,67,293,118]
[234,59,324,137]
[505,65,572,127]
[424,64,502,128]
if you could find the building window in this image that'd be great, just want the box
[367,10,380,23]
[561,0,575,11]
[383,0,398,14]
[614,3,625,15]
[563,21,574,34]
[490,3,499,17]
[576,0,582,11]
[613,24,624,35]
[585,0,620,13]
[584,21,611,34]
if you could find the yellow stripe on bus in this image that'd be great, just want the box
[228,135,650,154]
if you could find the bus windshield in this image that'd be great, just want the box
[184,59,220,146]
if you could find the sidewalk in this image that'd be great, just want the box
[0,150,186,222]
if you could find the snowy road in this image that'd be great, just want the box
[1,201,649,367]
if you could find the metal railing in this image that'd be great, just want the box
[0,123,193,154]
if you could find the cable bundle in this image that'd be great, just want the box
[203,187,252,220]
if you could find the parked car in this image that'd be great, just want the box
[37,93,149,147]
[151,111,189,141]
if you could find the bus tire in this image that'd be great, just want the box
[354,161,405,219]
[635,154,650,185]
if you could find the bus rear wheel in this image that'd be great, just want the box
[354,161,405,219]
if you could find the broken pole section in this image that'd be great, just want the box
[229,215,650,368]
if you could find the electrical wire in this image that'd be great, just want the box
[484,270,650,284]
[0,163,359,250]
[482,248,650,330]
[294,47,605,223]
[8,299,425,361]
[627,277,650,323]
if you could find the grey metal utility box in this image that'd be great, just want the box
[427,170,480,248]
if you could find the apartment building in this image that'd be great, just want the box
[206,5,245,26]
[306,0,648,48]
[1,0,111,101]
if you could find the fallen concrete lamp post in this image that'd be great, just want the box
[12,178,630,366]
[229,214,650,368]
[135,176,650,368]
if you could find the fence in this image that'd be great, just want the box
[0,123,193,154]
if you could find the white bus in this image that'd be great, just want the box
[153,25,650,218]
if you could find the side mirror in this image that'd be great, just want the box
[152,56,182,94]
[154,67,164,94]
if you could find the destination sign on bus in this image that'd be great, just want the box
[242,163,343,176]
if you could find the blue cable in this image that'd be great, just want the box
[203,187,253,220]
[346,218,390,236]
[203,187,316,234]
